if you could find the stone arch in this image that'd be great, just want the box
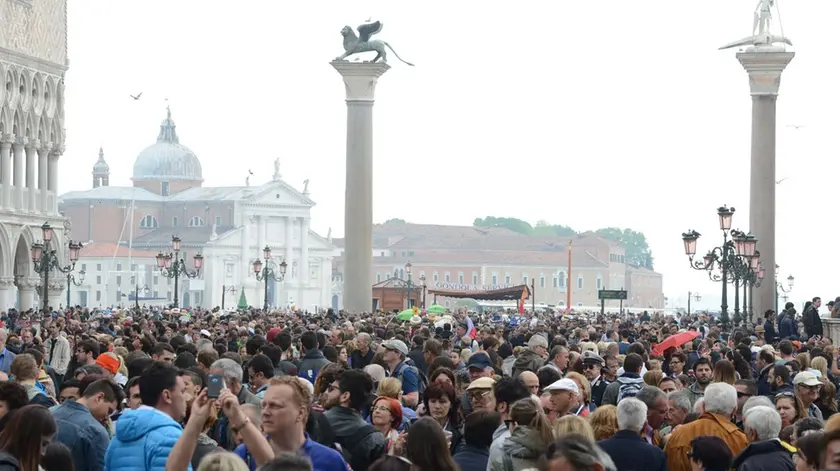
[13,231,33,282]
[11,109,22,138]
[43,75,56,118]
[50,117,62,145]
[0,105,10,135]
[31,73,43,116]
[37,114,48,142]
[24,112,35,141]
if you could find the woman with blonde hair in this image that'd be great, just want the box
[376,377,417,428]
[564,372,593,416]
[643,369,663,387]
[811,356,828,379]
[588,404,619,440]
[553,414,596,441]
[797,352,811,373]
[489,398,554,471]
[196,451,250,471]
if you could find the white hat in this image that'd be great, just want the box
[793,371,821,387]
[382,339,409,356]
[544,378,580,395]
[199,329,212,338]
[410,315,423,326]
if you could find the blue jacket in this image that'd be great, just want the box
[104,407,189,471]
[778,313,799,340]
[0,349,15,374]
[598,430,667,471]
[53,400,110,471]
[452,444,489,471]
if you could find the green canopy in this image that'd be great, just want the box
[427,304,446,314]
[397,309,415,321]
[237,289,249,310]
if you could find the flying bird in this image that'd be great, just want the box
[129,92,143,100]
[786,124,805,129]
[776,177,788,184]
[248,169,254,175]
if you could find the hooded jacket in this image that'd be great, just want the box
[298,349,330,384]
[104,406,188,471]
[601,372,643,406]
[732,439,796,471]
[0,452,19,471]
[511,349,544,377]
[488,427,544,471]
[684,381,706,407]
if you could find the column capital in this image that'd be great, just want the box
[14,136,28,148]
[0,278,15,288]
[1,133,14,147]
[39,141,53,153]
[51,144,65,157]
[330,61,390,102]
[736,49,795,96]
[26,138,40,150]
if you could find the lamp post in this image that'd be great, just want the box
[31,222,84,311]
[65,270,85,307]
[688,291,701,315]
[742,262,766,324]
[419,274,426,309]
[405,262,412,309]
[252,245,287,311]
[156,236,203,308]
[681,205,759,330]
[774,263,794,315]
[221,285,238,310]
[133,284,150,310]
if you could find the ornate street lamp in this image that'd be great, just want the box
[156,235,203,308]
[688,291,702,315]
[405,262,413,309]
[681,206,761,330]
[221,285,238,310]
[31,222,84,311]
[419,274,427,309]
[253,245,287,311]
[774,263,794,315]
[66,270,85,307]
[133,284,150,310]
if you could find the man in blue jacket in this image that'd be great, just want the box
[105,361,189,471]
[54,379,123,471]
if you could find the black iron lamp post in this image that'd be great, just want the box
[681,206,759,330]
[774,264,794,315]
[252,245,287,311]
[688,291,701,315]
[31,222,84,311]
[65,270,85,307]
[133,284,150,310]
[221,285,238,310]
[405,262,412,309]
[419,274,427,309]
[156,236,203,308]
[739,259,766,324]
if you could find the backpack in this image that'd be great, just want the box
[617,380,643,402]
[336,424,381,471]
[395,363,428,402]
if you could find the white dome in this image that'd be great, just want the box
[132,107,203,182]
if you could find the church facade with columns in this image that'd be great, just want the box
[59,108,338,311]
[0,0,70,311]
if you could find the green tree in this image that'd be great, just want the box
[237,289,249,311]
[383,218,407,224]
[533,220,577,237]
[594,227,654,269]
[472,216,534,235]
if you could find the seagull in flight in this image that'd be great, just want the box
[786,124,805,129]
[776,177,788,184]
[248,169,254,175]
[129,92,143,100]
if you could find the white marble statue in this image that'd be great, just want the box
[720,0,792,50]
[245,175,250,187]
[303,179,310,194]
[273,158,281,180]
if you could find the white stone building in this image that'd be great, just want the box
[0,0,70,311]
[60,109,339,311]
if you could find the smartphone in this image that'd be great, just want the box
[207,374,226,399]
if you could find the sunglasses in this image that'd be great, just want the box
[468,390,491,402]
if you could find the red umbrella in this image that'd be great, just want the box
[652,331,700,356]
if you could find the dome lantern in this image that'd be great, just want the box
[132,106,203,191]
[92,146,110,188]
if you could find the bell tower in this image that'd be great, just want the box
[92,147,110,188]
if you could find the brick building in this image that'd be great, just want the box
[332,222,664,311]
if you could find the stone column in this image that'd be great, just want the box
[18,278,36,312]
[736,46,794,315]
[12,138,25,211]
[48,148,61,214]
[0,278,15,312]
[331,61,390,314]
[0,134,12,210]
[38,143,50,214]
[47,281,65,311]
[25,141,37,212]
[284,216,293,276]
[300,217,309,283]
[241,215,252,281]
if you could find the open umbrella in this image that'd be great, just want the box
[652,331,700,356]
[397,309,415,321]
[427,304,446,315]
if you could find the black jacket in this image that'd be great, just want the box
[597,430,667,471]
[0,452,19,471]
[453,444,489,471]
[298,349,330,384]
[408,347,427,375]
[324,406,385,471]
[733,439,795,471]
[763,320,779,344]
[350,348,374,370]
[803,305,823,338]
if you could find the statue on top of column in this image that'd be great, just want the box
[334,20,415,66]
[302,179,310,195]
[273,158,281,181]
[720,0,793,50]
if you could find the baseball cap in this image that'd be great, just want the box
[466,377,496,391]
[467,352,492,370]
[544,378,580,395]
[528,334,548,349]
[382,339,408,356]
[793,371,821,387]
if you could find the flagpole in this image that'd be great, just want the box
[566,240,572,313]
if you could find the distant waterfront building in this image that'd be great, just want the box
[59,108,338,310]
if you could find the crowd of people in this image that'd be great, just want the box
[0,301,838,471]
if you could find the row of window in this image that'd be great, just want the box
[374,268,606,290]
[95,290,169,302]
[139,215,222,229]
[609,253,626,263]
[81,263,141,273]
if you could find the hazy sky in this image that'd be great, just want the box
[60,1,840,311]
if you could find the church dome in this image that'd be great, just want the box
[132,107,203,182]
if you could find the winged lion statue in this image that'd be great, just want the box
[335,21,414,66]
